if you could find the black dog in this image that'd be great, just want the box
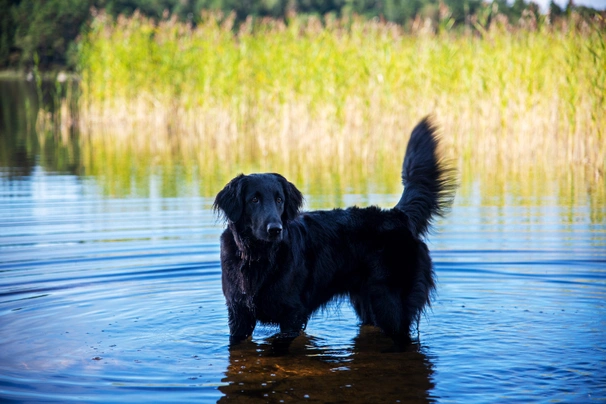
[214,117,456,347]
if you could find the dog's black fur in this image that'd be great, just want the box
[214,117,456,347]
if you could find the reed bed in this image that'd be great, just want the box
[74,11,605,194]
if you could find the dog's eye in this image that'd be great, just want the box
[276,197,283,204]
[251,196,259,203]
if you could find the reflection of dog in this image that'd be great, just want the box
[214,117,456,347]
[218,329,434,403]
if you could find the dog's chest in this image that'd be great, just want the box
[239,260,295,321]
[251,291,293,323]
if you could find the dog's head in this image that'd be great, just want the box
[214,173,303,242]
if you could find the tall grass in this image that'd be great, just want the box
[75,11,605,193]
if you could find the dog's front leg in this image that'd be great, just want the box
[227,304,256,345]
[278,312,308,340]
[269,314,307,354]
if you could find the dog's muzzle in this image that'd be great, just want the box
[267,223,283,239]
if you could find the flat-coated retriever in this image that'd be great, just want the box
[214,117,456,348]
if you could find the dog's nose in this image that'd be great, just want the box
[267,223,283,237]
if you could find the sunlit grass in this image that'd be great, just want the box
[70,11,606,202]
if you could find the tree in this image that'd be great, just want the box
[0,0,19,68]
[11,0,93,68]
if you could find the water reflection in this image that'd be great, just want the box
[1,78,604,211]
[0,78,81,178]
[220,328,433,403]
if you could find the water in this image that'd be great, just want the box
[1,79,605,403]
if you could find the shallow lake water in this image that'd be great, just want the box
[1,80,605,403]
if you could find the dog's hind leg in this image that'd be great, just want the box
[350,294,375,326]
[368,288,412,349]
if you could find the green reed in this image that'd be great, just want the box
[75,11,605,196]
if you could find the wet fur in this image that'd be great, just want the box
[214,117,456,346]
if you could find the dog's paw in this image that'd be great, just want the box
[229,334,252,346]
[381,335,416,353]
[267,330,301,355]
[275,330,301,340]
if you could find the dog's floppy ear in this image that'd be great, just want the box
[273,174,303,222]
[214,174,246,223]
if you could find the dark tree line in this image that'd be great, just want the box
[0,0,601,70]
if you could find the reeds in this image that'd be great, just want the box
[74,11,605,196]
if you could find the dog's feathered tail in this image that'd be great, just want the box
[396,117,457,238]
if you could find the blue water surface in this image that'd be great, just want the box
[1,166,605,403]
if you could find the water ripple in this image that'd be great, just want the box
[1,177,605,402]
